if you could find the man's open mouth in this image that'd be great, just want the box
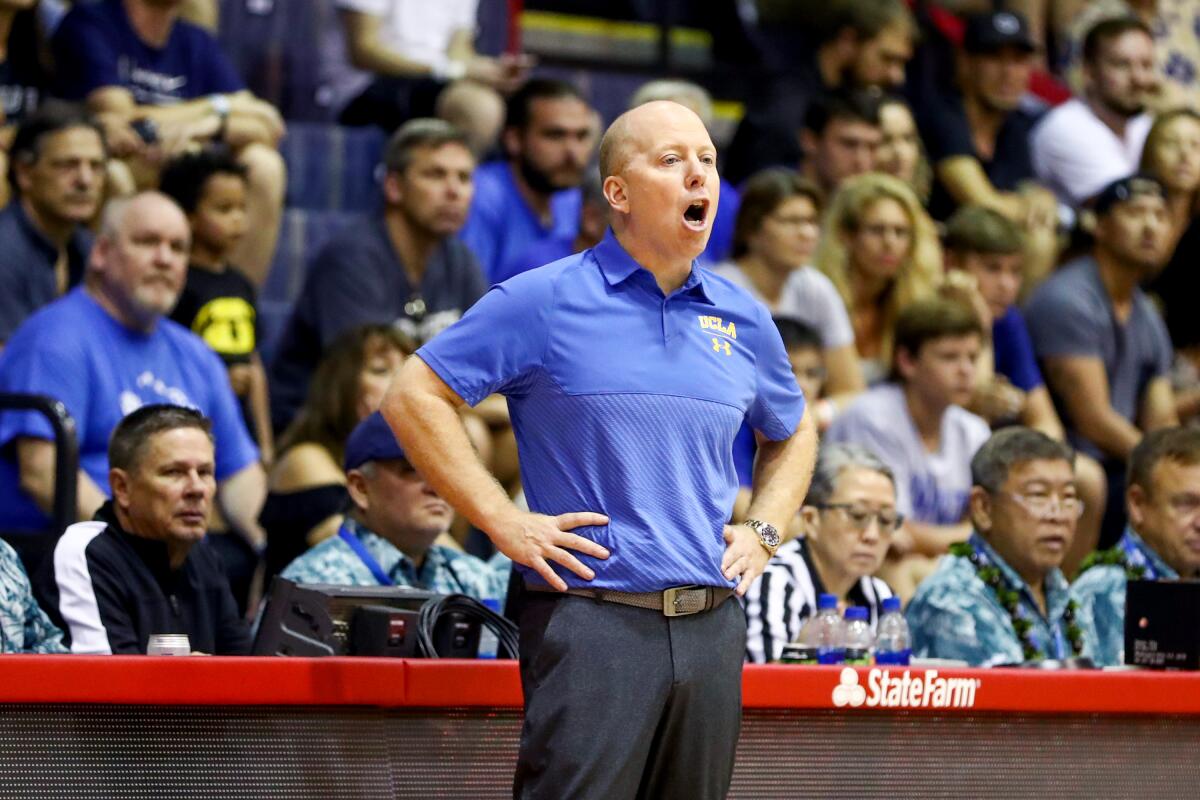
[683,200,709,229]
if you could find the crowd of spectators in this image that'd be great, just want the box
[0,0,1191,669]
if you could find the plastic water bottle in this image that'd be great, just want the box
[842,606,874,665]
[874,596,911,666]
[477,599,500,659]
[781,593,845,664]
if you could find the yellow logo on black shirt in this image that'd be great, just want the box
[193,297,256,357]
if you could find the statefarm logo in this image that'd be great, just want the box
[832,667,981,709]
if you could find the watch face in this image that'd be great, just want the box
[759,524,781,548]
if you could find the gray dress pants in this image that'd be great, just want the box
[513,592,746,800]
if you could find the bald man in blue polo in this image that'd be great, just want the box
[384,100,817,800]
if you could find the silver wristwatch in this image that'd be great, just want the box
[744,518,781,556]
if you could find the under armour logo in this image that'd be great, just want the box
[711,337,731,356]
[832,667,866,708]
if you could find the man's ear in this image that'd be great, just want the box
[346,469,371,514]
[603,175,629,215]
[1127,483,1148,529]
[967,486,991,533]
[799,129,818,160]
[110,468,130,509]
[501,126,521,160]
[382,172,404,206]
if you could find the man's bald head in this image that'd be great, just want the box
[599,100,709,180]
[88,190,192,331]
[99,191,189,241]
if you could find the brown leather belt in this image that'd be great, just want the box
[525,583,734,616]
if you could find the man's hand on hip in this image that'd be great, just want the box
[493,511,610,591]
[721,523,772,597]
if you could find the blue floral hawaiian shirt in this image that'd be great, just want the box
[280,519,511,601]
[1069,528,1177,667]
[907,532,1084,666]
[0,538,66,653]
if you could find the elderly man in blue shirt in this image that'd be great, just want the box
[281,410,508,599]
[386,100,818,800]
[1071,427,1200,666]
[907,427,1092,666]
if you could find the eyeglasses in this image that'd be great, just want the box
[1001,491,1085,519]
[815,504,905,535]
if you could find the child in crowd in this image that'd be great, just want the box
[159,148,273,463]
[825,297,991,599]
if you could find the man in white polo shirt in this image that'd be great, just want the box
[1030,17,1157,208]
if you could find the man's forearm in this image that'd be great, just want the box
[745,411,818,531]
[1072,408,1143,460]
[384,363,516,536]
[908,520,971,557]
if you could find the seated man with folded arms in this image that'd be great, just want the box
[281,411,508,599]
[907,427,1091,666]
[46,405,250,655]
[743,442,897,663]
[1071,427,1200,666]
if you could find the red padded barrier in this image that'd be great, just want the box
[0,657,1197,715]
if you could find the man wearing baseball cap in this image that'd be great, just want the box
[280,411,509,599]
[911,11,1048,217]
[1025,174,1177,548]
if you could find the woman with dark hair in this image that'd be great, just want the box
[712,167,865,405]
[260,324,410,578]
[1140,108,1200,422]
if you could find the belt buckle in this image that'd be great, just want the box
[662,585,702,617]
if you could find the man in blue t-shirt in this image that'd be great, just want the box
[386,101,817,799]
[0,192,265,579]
[459,78,594,281]
[51,0,286,287]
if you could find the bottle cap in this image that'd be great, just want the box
[844,606,868,621]
[817,593,838,610]
[882,596,901,613]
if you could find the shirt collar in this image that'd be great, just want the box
[592,228,716,305]
[346,517,451,583]
[970,531,1070,622]
[1123,527,1180,579]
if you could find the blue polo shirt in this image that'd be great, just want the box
[418,230,805,592]
[459,160,581,282]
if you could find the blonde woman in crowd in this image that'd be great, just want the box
[815,172,942,385]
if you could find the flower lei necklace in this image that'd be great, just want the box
[1078,535,1158,582]
[949,540,1085,662]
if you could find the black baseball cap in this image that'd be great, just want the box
[963,11,1037,54]
[1091,174,1166,216]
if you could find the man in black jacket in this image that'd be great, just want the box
[43,405,249,654]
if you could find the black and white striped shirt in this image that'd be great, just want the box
[742,537,894,663]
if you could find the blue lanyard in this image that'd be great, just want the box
[337,526,394,586]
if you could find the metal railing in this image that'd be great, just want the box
[0,394,78,536]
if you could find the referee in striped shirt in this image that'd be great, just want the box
[745,443,898,663]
